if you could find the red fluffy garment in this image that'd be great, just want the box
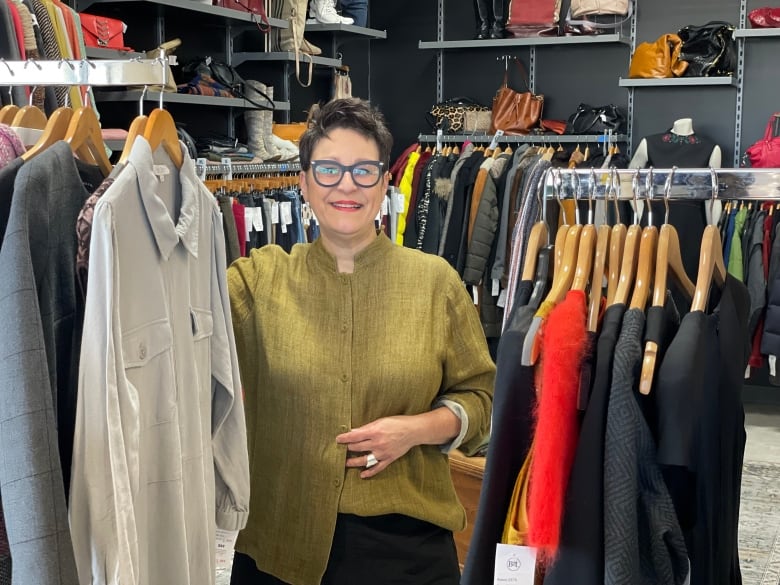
[527,290,588,563]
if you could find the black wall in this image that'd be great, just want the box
[370,0,776,167]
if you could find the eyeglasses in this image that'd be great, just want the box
[309,159,385,188]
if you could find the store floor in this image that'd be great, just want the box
[215,404,780,585]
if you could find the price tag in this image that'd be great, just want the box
[271,201,280,224]
[770,355,777,378]
[196,157,207,181]
[215,529,239,571]
[381,196,389,216]
[244,208,253,240]
[497,289,507,308]
[280,201,293,225]
[252,207,264,232]
[493,544,536,585]
[471,285,479,305]
[394,192,406,213]
[221,157,233,181]
[492,278,500,297]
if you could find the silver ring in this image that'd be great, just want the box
[365,453,378,468]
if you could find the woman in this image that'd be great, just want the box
[227,97,495,585]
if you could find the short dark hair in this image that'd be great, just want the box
[298,98,393,172]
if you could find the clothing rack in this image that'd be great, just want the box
[0,58,167,87]
[546,167,780,201]
[417,131,626,145]
[196,160,301,181]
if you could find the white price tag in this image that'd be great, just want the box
[252,207,264,232]
[215,529,239,571]
[381,196,389,216]
[196,157,207,181]
[280,201,293,225]
[271,201,280,224]
[221,157,233,181]
[244,208,253,241]
[472,285,479,305]
[493,543,536,585]
[769,355,777,377]
[394,192,406,213]
[492,278,500,297]
[497,289,507,308]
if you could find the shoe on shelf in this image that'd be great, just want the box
[300,38,322,55]
[307,0,354,25]
[271,134,300,162]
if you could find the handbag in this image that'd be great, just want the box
[489,58,544,135]
[746,115,780,168]
[564,103,626,134]
[507,0,560,36]
[570,0,629,17]
[427,97,490,134]
[144,38,181,93]
[749,7,780,28]
[677,22,737,77]
[464,109,492,134]
[79,13,132,51]
[212,0,270,31]
[628,33,688,78]
[183,57,275,110]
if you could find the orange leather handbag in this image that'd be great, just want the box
[628,33,689,78]
[489,58,544,135]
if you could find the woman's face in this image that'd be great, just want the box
[300,127,389,249]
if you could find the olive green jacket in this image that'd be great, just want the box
[228,233,495,585]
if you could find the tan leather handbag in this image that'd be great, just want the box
[570,0,630,17]
[489,58,544,135]
[628,33,689,78]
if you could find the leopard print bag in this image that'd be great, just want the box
[426,97,490,134]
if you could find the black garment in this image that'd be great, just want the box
[603,308,689,585]
[441,152,483,273]
[0,158,23,243]
[404,155,438,250]
[231,514,460,585]
[421,154,457,255]
[543,304,625,585]
[645,132,717,168]
[462,297,537,585]
[655,275,750,585]
[217,195,241,265]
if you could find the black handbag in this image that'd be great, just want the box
[565,103,626,135]
[426,97,489,134]
[183,57,275,110]
[677,21,737,77]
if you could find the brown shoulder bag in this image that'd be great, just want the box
[489,58,545,135]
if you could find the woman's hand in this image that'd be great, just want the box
[335,407,461,479]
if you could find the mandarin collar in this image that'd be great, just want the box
[127,136,199,260]
[310,231,394,274]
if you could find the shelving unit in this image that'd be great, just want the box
[734,28,780,38]
[94,90,291,110]
[419,33,629,50]
[418,133,629,144]
[619,76,738,87]
[77,0,287,27]
[306,23,387,39]
[232,52,343,68]
[85,47,143,59]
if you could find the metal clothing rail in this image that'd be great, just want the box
[0,58,167,87]
[196,160,301,180]
[417,132,627,145]
[546,167,780,201]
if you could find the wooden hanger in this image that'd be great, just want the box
[605,173,626,305]
[64,106,112,176]
[143,108,183,168]
[691,172,727,313]
[11,105,47,130]
[629,225,658,311]
[22,106,73,161]
[0,104,19,125]
[492,146,502,159]
[453,145,460,155]
[503,145,513,155]
[544,224,582,306]
[118,115,148,165]
[611,223,641,306]
[587,225,611,332]
[521,221,549,281]
[572,223,596,291]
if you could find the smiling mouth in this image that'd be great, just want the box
[332,202,362,210]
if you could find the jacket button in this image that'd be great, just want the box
[333,479,341,487]
[341,374,348,382]
[339,425,348,432]
[341,323,348,332]
[139,343,147,360]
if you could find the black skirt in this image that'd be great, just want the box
[230,513,460,585]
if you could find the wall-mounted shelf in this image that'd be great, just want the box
[94,90,290,110]
[618,76,737,87]
[419,33,629,50]
[85,47,143,59]
[76,0,287,27]
[305,22,387,39]
[417,133,629,144]
[232,52,342,67]
[734,28,780,38]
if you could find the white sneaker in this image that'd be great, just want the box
[271,134,300,162]
[307,0,354,25]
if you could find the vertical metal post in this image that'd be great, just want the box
[436,0,444,103]
[734,0,747,167]
[226,23,236,137]
[528,47,536,93]
[625,0,637,158]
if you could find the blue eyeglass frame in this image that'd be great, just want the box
[309,159,385,188]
